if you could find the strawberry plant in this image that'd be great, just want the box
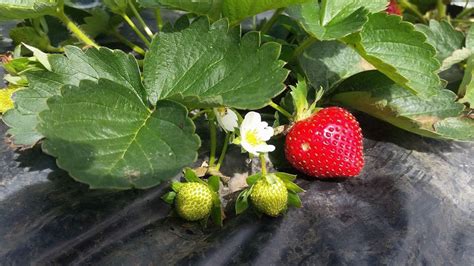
[0,0,473,224]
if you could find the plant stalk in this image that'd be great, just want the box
[455,7,474,20]
[209,112,217,167]
[155,8,163,31]
[110,31,146,56]
[55,9,99,48]
[260,8,285,34]
[291,37,317,62]
[121,13,151,47]
[269,101,292,119]
[215,133,230,171]
[437,0,447,19]
[259,153,267,176]
[191,110,208,120]
[128,0,154,38]
[399,0,427,23]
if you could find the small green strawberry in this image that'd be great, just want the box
[175,182,213,221]
[162,168,223,225]
[250,175,288,217]
[236,172,304,217]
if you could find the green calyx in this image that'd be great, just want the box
[290,78,324,122]
[235,172,304,217]
[162,168,223,225]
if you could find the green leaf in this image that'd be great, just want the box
[332,71,469,141]
[162,191,177,204]
[143,19,288,110]
[347,13,441,96]
[439,48,472,72]
[235,189,251,214]
[434,118,474,142]
[287,191,302,208]
[139,0,310,24]
[3,72,62,146]
[103,0,128,14]
[299,40,370,90]
[287,0,388,40]
[0,0,58,21]
[81,9,114,38]
[38,79,201,189]
[415,20,470,72]
[466,26,474,52]
[415,20,465,63]
[246,173,261,186]
[459,57,474,107]
[459,27,474,107]
[138,0,222,20]
[221,0,311,25]
[23,43,52,71]
[3,46,145,146]
[9,27,51,51]
[208,175,220,192]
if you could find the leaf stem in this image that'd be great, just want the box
[455,7,474,20]
[110,31,146,56]
[209,111,217,167]
[155,8,163,31]
[290,37,317,62]
[269,100,292,119]
[121,13,151,47]
[191,110,208,120]
[215,133,230,171]
[437,0,447,19]
[260,8,284,34]
[128,0,154,38]
[399,0,427,23]
[55,9,99,48]
[259,153,267,176]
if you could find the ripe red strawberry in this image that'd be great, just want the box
[387,0,402,15]
[285,107,364,178]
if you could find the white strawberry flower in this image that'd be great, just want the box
[213,107,239,132]
[240,112,275,156]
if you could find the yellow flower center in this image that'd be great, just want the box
[245,130,261,146]
[216,107,227,116]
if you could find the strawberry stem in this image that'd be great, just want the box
[121,13,151,47]
[208,111,217,167]
[215,133,230,171]
[399,0,427,23]
[110,30,146,56]
[260,8,285,34]
[269,101,292,119]
[128,0,155,39]
[55,8,99,48]
[259,153,267,176]
[290,37,318,62]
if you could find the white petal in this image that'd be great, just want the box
[241,112,261,132]
[254,144,276,153]
[241,139,259,156]
[259,121,269,129]
[221,110,238,132]
[258,126,274,141]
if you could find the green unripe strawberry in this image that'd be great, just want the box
[250,176,288,217]
[175,182,213,221]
